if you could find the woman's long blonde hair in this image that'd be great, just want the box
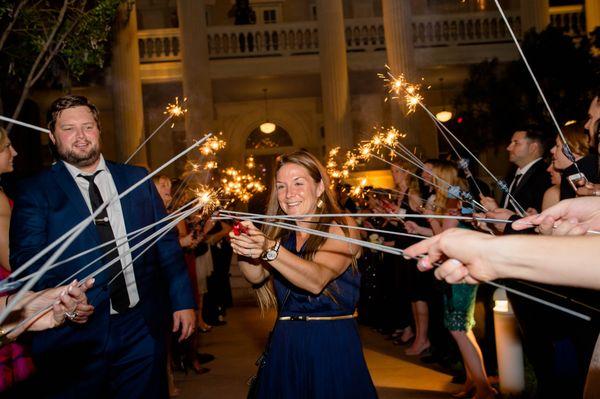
[391,160,421,209]
[430,160,467,214]
[256,150,352,311]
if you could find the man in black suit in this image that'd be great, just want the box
[501,127,552,214]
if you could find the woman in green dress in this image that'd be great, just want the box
[405,160,496,399]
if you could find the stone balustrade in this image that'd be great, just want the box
[138,7,583,64]
[549,5,586,37]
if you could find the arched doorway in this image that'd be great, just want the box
[245,125,295,213]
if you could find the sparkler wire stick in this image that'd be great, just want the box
[53,198,199,288]
[5,200,205,338]
[0,134,213,325]
[100,202,210,290]
[367,152,487,212]
[170,172,197,210]
[218,210,600,235]
[415,100,527,216]
[0,199,198,292]
[393,140,427,169]
[0,115,50,134]
[380,141,486,210]
[493,0,582,175]
[232,214,592,321]
[216,212,428,240]
[429,119,486,198]
[125,115,173,164]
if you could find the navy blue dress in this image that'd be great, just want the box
[255,233,377,399]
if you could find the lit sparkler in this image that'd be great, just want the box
[204,161,218,170]
[379,67,423,114]
[219,167,265,203]
[126,97,189,164]
[199,135,226,156]
[164,97,188,127]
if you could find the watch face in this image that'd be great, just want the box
[266,250,277,261]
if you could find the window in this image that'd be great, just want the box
[254,4,282,24]
[263,9,277,24]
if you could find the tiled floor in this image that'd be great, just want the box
[175,306,455,398]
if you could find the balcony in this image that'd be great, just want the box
[137,7,584,83]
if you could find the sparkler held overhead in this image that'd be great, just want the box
[125,97,189,164]
[380,67,526,215]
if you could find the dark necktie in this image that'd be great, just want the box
[79,171,130,313]
[511,173,523,192]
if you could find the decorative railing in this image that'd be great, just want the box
[549,5,585,37]
[206,21,319,59]
[138,28,180,62]
[138,7,580,64]
[344,18,385,52]
[412,11,519,47]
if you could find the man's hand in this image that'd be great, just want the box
[173,309,196,342]
[512,197,600,236]
[480,195,499,211]
[404,228,498,284]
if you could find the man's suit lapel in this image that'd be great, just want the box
[52,162,100,245]
[52,162,95,222]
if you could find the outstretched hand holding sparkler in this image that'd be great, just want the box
[404,227,600,293]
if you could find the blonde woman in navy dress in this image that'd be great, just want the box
[229,150,377,399]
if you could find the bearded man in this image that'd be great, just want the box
[10,95,196,398]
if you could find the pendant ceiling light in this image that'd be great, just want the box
[435,78,453,123]
[260,88,276,134]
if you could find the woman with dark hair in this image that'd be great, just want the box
[229,150,377,399]
[550,122,598,200]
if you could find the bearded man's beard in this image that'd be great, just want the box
[56,140,101,168]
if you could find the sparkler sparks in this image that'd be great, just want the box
[246,156,255,169]
[326,147,353,183]
[199,135,226,156]
[192,186,221,213]
[348,177,368,199]
[164,97,188,127]
[219,167,265,203]
[378,67,423,114]
[204,161,218,170]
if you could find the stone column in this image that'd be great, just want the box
[520,0,549,33]
[317,0,353,153]
[177,0,214,144]
[586,0,600,34]
[111,2,146,164]
[382,0,418,148]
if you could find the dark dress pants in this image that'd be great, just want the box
[24,308,168,399]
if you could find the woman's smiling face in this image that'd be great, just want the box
[276,163,324,216]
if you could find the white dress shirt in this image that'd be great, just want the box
[64,156,140,314]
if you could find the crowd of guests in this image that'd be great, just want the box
[0,91,598,399]
[152,173,234,396]
[351,94,600,398]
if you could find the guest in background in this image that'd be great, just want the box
[542,164,561,210]
[550,122,597,200]
[408,161,496,399]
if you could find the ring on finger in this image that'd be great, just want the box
[65,310,78,320]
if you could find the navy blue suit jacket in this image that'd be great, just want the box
[9,160,196,356]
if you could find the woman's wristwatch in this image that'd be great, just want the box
[261,240,281,261]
